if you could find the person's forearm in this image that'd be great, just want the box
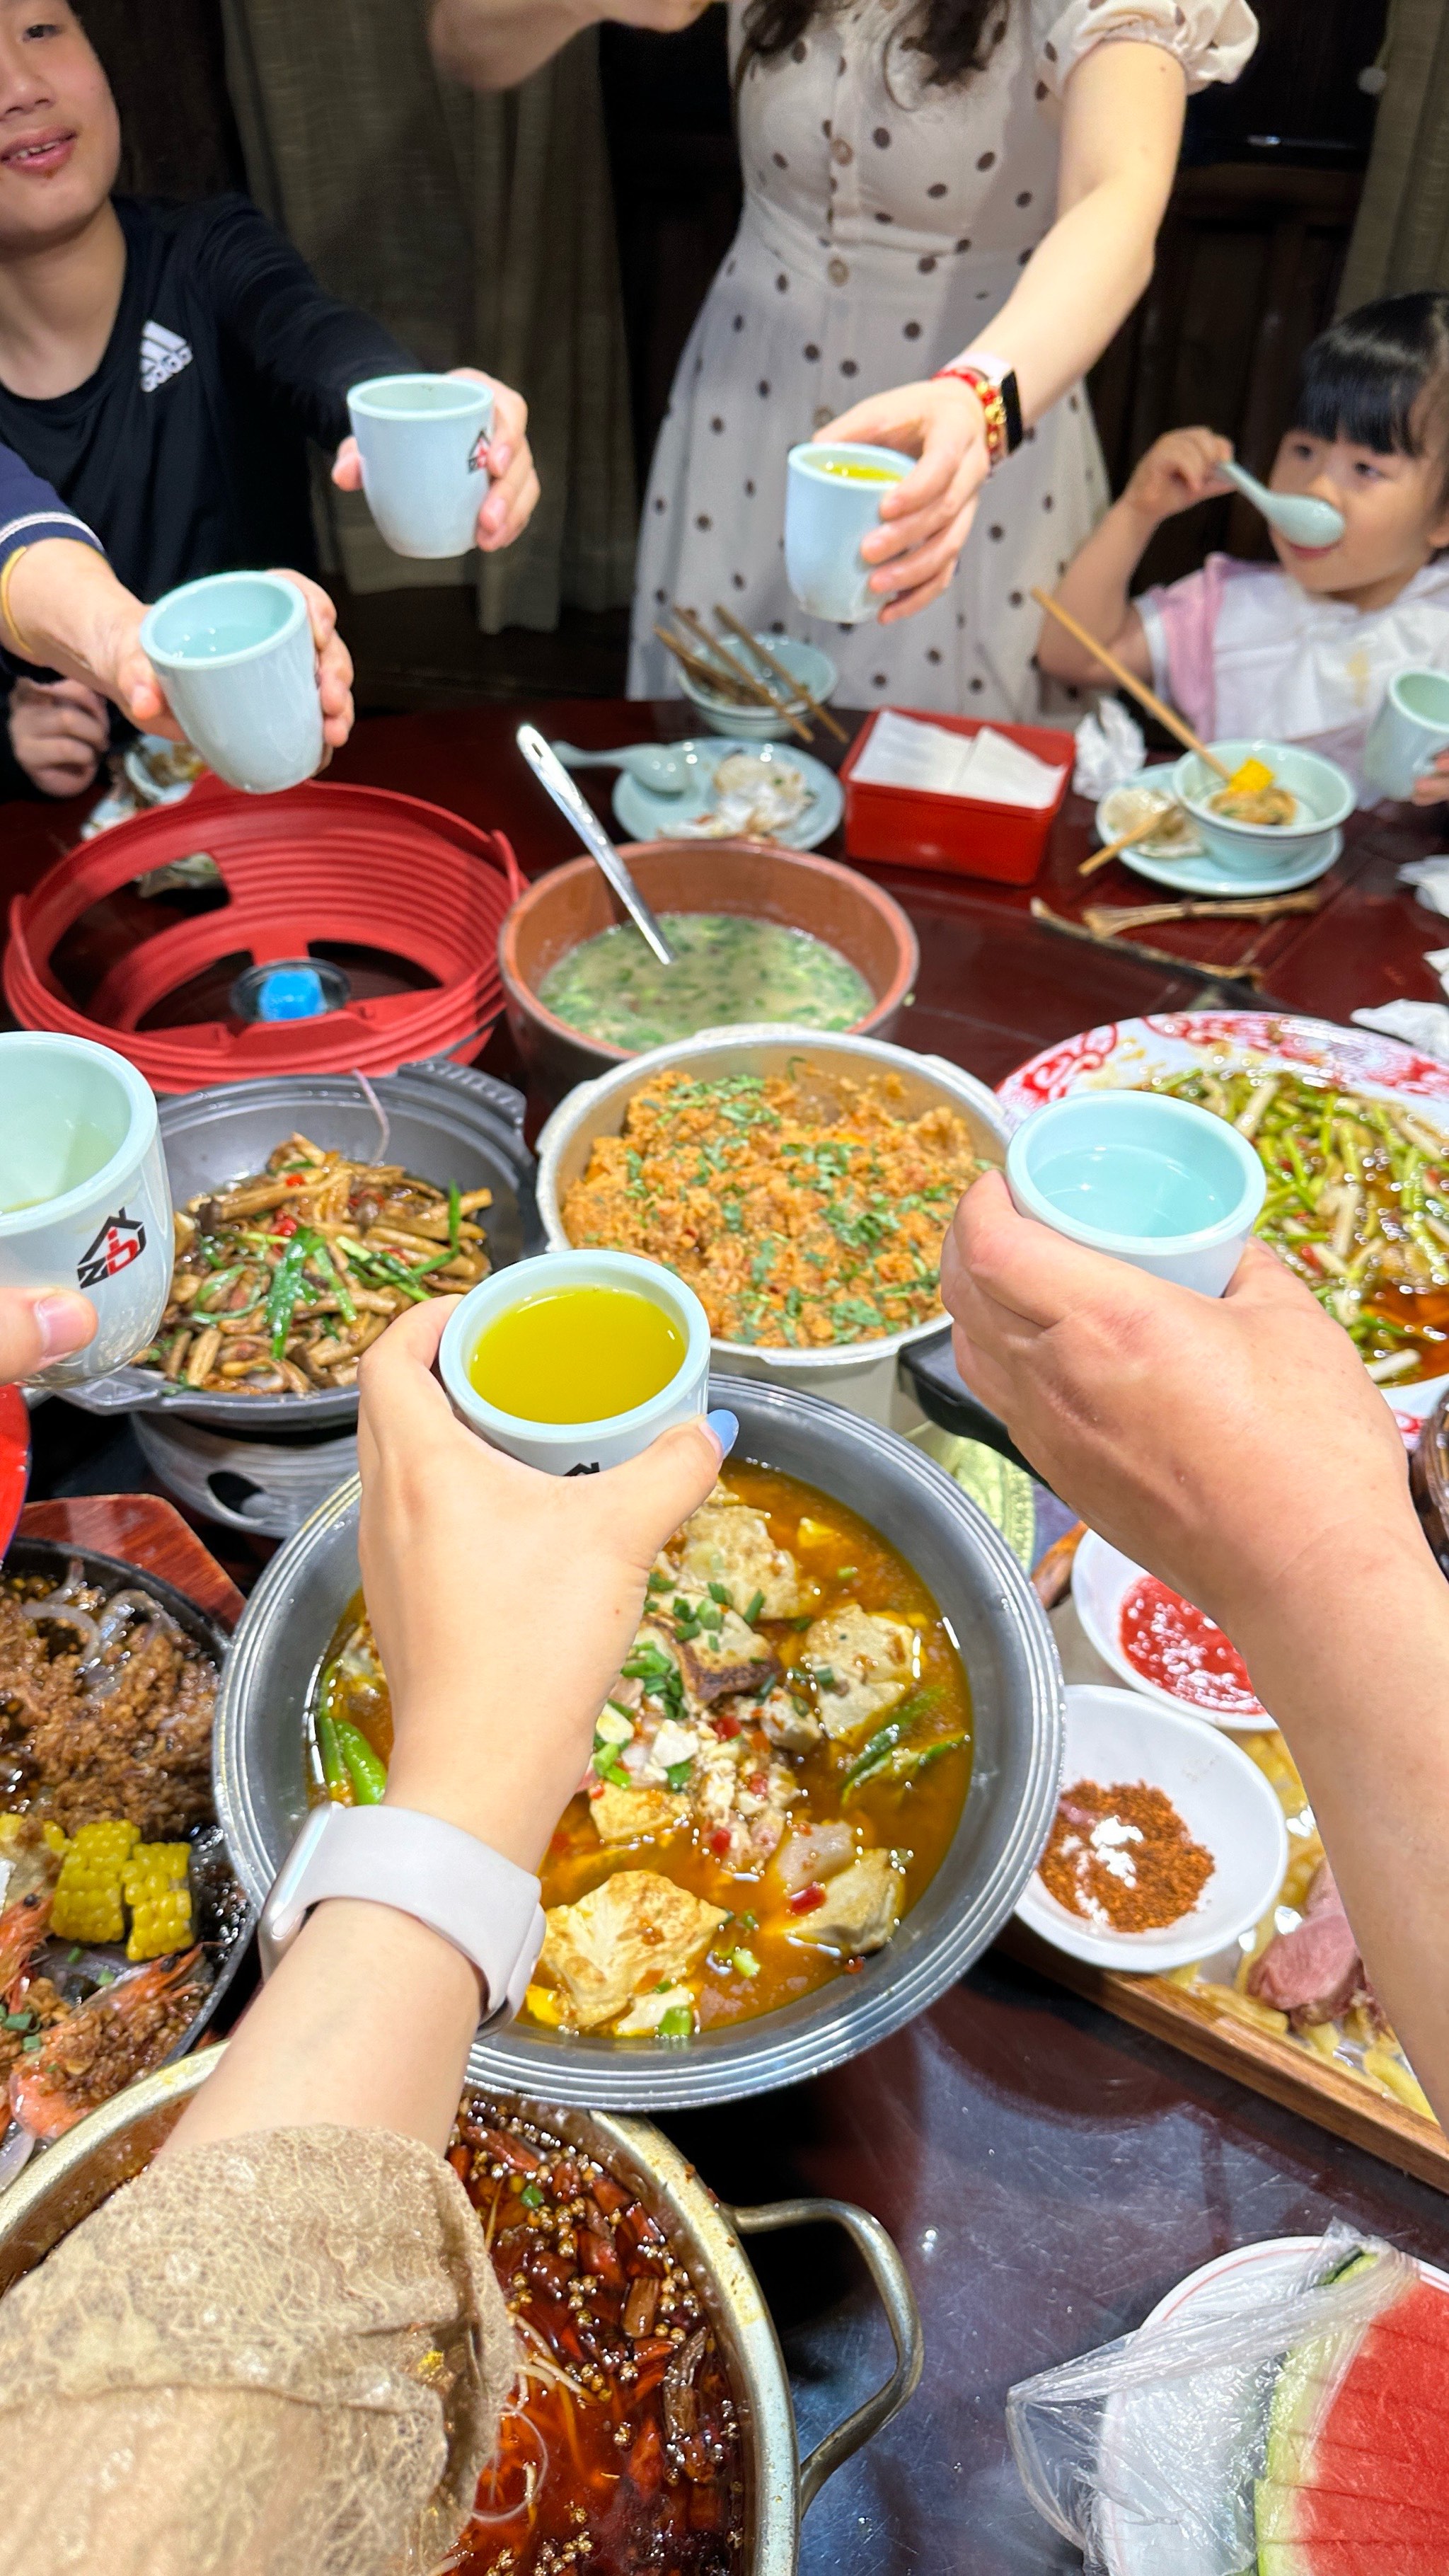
[1039,495,1155,682]
[163,1900,483,2160]
[430,0,594,88]
[956,43,1184,427]
[2,539,139,694]
[1230,1524,1449,2126]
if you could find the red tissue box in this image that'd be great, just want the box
[841,708,1074,886]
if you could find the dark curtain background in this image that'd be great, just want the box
[81,0,246,198]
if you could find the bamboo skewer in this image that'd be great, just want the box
[1030,588,1232,779]
[711,603,849,743]
[1078,817,1182,880]
[670,603,814,746]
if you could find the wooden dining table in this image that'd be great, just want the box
[5,698,1449,2575]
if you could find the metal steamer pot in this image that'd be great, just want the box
[214,1377,1064,2110]
[0,2052,923,2575]
[533,1027,1009,1428]
[63,1057,543,1434]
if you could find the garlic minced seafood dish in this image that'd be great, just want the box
[0,1561,242,2156]
[313,1468,972,2042]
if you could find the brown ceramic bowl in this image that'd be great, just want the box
[499,837,919,1102]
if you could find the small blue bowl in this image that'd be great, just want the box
[1005,1091,1266,1295]
[677,634,838,740]
[1172,739,1355,878]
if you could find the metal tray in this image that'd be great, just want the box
[63,1056,542,1431]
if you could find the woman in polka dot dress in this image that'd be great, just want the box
[434,0,1255,717]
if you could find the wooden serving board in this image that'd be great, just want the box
[16,1495,244,1629]
[1000,1920,1449,2197]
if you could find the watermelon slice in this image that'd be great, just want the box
[1257,2255,1449,2575]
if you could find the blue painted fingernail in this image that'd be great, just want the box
[705,1408,739,1458]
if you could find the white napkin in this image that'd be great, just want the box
[1351,999,1449,1060]
[1072,698,1148,800]
[1398,858,1449,919]
[851,711,1066,808]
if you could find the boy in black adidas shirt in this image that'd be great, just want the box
[0,0,538,797]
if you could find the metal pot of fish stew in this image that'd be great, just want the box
[214,1376,1064,2109]
[0,2052,923,2576]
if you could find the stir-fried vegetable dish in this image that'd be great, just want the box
[312,1466,971,2040]
[139,1132,492,1395]
[1146,1064,1449,1383]
[560,1064,993,1348]
[446,2096,742,2576]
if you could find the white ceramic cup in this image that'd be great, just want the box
[1005,1091,1266,1296]
[784,441,908,623]
[346,373,495,559]
[437,1249,712,1476]
[139,573,323,795]
[0,1033,173,1386]
[1362,667,1449,802]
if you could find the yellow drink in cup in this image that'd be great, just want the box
[439,1250,712,1476]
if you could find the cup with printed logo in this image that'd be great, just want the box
[0,1034,173,1386]
[438,1249,712,1476]
[139,572,323,795]
[1363,667,1449,803]
[785,440,909,623]
[346,374,495,560]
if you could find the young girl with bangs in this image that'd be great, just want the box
[1039,292,1449,804]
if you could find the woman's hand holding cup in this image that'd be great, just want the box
[817,373,991,621]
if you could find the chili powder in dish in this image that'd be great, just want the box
[1038,1777,1215,1934]
[1119,1574,1265,1722]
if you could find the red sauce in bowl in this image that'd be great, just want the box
[1119,1575,1265,1721]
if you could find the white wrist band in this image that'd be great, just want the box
[260,1802,547,2028]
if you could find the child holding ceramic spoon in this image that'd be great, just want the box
[1037,292,1449,804]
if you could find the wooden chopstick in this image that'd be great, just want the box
[1083,890,1322,934]
[653,624,758,701]
[1079,820,1167,880]
[1030,589,1231,781]
[712,604,850,744]
[671,603,814,745]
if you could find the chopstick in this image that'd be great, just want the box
[712,604,849,744]
[1083,890,1322,934]
[653,623,762,703]
[1078,819,1171,880]
[670,604,814,747]
[1030,589,1232,780]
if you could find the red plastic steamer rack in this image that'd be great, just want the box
[3,775,525,1091]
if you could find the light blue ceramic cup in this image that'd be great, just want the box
[1005,1091,1266,1296]
[1363,667,1449,802]
[140,573,323,795]
[347,373,494,559]
[785,441,908,624]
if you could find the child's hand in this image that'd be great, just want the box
[1412,751,1449,806]
[1123,428,1234,526]
[8,676,110,798]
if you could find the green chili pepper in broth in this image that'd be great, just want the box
[315,1709,353,1803]
[448,1181,461,1253]
[265,1237,310,1357]
[333,1718,388,1803]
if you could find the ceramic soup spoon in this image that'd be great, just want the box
[1217,458,1345,550]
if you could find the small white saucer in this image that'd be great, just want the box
[1072,1529,1267,1730]
[1013,1683,1288,1974]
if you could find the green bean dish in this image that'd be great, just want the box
[1147,1066,1449,1384]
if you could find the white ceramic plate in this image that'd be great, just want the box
[998,1009,1449,1420]
[1099,2236,1449,2576]
[1071,1530,1266,1732]
[1013,1682,1288,1972]
[122,734,202,805]
[612,737,844,852]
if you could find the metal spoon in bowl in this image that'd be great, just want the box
[1217,457,1345,549]
[551,738,691,796]
[516,723,677,968]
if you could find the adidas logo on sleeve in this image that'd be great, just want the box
[139,321,195,394]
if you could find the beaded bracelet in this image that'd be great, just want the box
[933,358,1024,473]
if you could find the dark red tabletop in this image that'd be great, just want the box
[6,702,1449,2575]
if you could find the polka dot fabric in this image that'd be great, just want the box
[630,0,1256,717]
